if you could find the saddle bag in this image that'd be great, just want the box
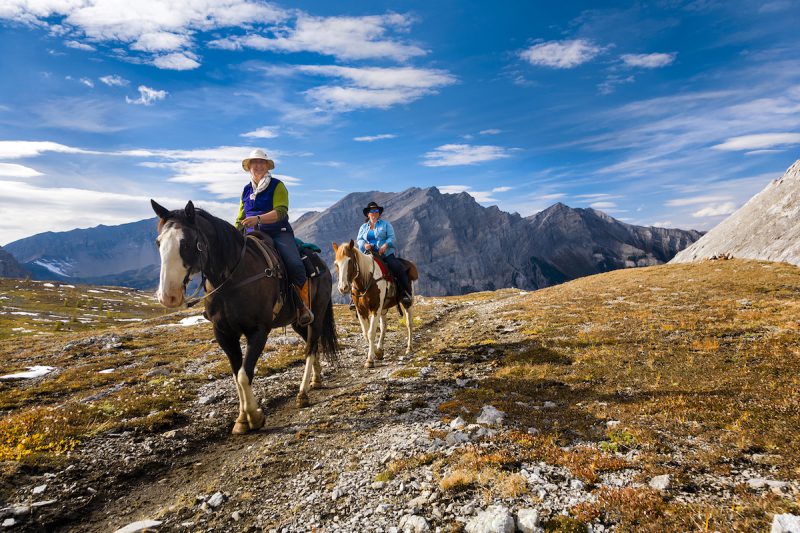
[300,249,324,278]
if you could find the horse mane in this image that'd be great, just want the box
[193,208,244,261]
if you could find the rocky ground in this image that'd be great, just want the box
[2,262,800,532]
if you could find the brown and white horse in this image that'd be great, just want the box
[332,240,417,368]
[152,200,338,434]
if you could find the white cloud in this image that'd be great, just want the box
[0,0,287,69]
[538,193,566,200]
[298,65,456,111]
[152,52,200,70]
[99,74,129,86]
[649,220,673,228]
[422,144,513,167]
[241,126,279,139]
[620,52,677,68]
[354,134,396,142]
[64,40,95,51]
[0,141,96,159]
[520,39,603,68]
[692,202,737,218]
[0,163,42,178]
[492,186,512,192]
[125,85,168,105]
[589,201,617,209]
[712,132,800,151]
[79,77,94,87]
[131,31,190,52]
[209,13,425,61]
[480,129,501,135]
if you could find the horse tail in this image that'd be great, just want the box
[304,298,339,365]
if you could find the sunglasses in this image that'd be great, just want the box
[369,209,380,213]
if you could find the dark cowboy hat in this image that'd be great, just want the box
[362,201,384,216]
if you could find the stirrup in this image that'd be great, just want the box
[298,307,314,327]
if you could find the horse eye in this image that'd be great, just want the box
[155,238,160,248]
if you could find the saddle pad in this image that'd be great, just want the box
[373,256,392,281]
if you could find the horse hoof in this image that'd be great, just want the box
[310,380,322,390]
[249,409,265,430]
[232,421,249,435]
[375,348,384,360]
[296,394,310,408]
[365,360,374,369]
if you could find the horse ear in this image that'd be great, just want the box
[332,242,338,252]
[151,199,170,220]
[348,239,355,249]
[185,201,196,223]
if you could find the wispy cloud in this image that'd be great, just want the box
[64,40,95,51]
[480,129,501,135]
[421,144,513,167]
[0,163,42,178]
[354,134,397,142]
[521,39,604,68]
[241,126,279,139]
[620,52,677,68]
[79,77,94,88]
[712,132,800,151]
[598,75,634,95]
[492,186,512,192]
[99,75,129,87]
[297,65,456,111]
[152,52,200,71]
[692,202,737,217]
[208,13,424,61]
[589,201,617,209]
[125,85,168,106]
[666,195,733,207]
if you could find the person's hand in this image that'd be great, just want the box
[379,244,388,255]
[364,243,373,250]
[243,216,259,228]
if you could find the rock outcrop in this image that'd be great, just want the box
[671,160,800,265]
[0,247,28,279]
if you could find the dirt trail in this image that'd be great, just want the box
[62,294,518,532]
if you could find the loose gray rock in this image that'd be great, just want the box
[2,518,15,528]
[748,478,788,490]
[772,513,800,533]
[445,431,469,445]
[113,519,163,533]
[207,492,224,508]
[649,474,671,491]
[32,484,47,495]
[466,505,515,533]
[516,508,540,533]
[476,405,505,426]
[398,514,430,532]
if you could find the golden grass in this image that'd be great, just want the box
[429,260,800,529]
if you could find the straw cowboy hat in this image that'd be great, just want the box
[242,148,275,172]
[363,201,384,216]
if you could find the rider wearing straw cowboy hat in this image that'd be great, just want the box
[356,201,412,307]
[235,148,313,327]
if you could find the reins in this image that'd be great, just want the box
[350,251,386,298]
[185,235,250,308]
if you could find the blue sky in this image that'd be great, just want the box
[1,0,799,245]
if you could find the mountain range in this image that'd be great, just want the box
[2,187,702,295]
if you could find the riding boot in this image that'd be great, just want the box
[296,280,314,327]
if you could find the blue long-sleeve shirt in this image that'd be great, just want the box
[357,219,397,257]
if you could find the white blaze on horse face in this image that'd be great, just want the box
[156,225,188,308]
[335,256,350,294]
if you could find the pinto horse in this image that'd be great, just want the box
[332,240,417,368]
[152,200,338,434]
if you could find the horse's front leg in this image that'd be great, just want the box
[375,312,387,360]
[214,328,250,435]
[365,311,380,368]
[239,327,268,431]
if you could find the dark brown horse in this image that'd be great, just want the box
[151,200,337,434]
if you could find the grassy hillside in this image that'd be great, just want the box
[430,259,800,530]
[1,260,798,531]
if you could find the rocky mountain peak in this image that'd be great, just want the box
[671,159,800,266]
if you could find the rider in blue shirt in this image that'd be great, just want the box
[356,201,412,306]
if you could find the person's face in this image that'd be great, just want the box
[249,159,268,181]
[367,209,380,224]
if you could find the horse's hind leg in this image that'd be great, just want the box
[297,327,314,407]
[404,306,413,355]
[311,356,323,388]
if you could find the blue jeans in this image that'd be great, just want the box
[269,229,307,288]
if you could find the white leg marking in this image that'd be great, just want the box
[299,356,313,395]
[237,367,263,428]
[404,306,413,355]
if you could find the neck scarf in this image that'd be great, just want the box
[249,172,272,200]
